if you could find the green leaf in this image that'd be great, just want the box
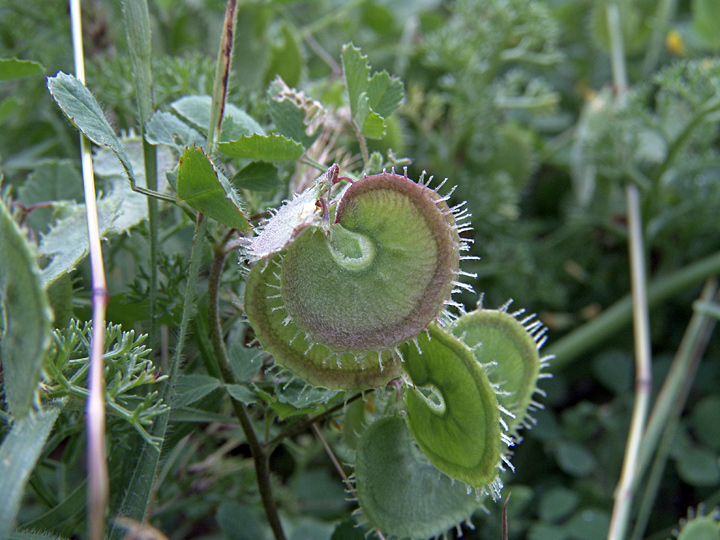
[356,95,386,139]
[175,146,250,230]
[170,95,265,141]
[264,23,302,88]
[232,161,282,192]
[253,386,327,419]
[267,80,318,148]
[0,58,44,81]
[47,72,137,187]
[38,141,173,284]
[675,446,720,486]
[169,406,238,424]
[0,96,20,124]
[564,508,610,540]
[20,479,86,533]
[555,440,597,478]
[341,44,370,119]
[354,416,480,539]
[366,71,403,119]
[227,342,264,381]
[691,396,720,450]
[16,160,83,235]
[539,487,580,523]
[226,384,258,405]
[402,324,505,493]
[693,0,720,50]
[0,401,63,538]
[218,133,303,160]
[591,350,632,394]
[216,502,268,540]
[122,0,153,125]
[145,111,204,150]
[0,199,53,417]
[340,44,402,140]
[173,374,221,408]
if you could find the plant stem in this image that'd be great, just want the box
[69,2,108,538]
[109,215,208,539]
[641,0,677,77]
[263,392,364,448]
[545,249,720,369]
[207,0,237,155]
[208,248,287,540]
[350,118,370,171]
[123,0,159,349]
[630,280,719,540]
[606,4,653,540]
[311,422,353,491]
[607,183,652,540]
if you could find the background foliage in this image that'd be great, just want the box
[1,0,720,539]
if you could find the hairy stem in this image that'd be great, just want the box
[69,2,108,538]
[208,248,287,540]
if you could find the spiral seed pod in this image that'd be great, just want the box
[244,169,470,391]
[402,323,509,498]
[450,302,552,436]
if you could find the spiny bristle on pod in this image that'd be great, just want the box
[449,301,552,438]
[674,505,720,540]
[244,168,470,391]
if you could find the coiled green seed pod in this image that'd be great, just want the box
[245,170,467,391]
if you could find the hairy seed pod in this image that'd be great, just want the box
[245,170,466,391]
[450,304,552,436]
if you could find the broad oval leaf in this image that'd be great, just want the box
[47,72,137,187]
